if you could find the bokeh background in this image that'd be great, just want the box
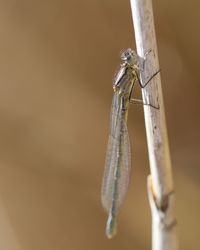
[0,0,199,249]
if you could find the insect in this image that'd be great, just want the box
[101,48,159,238]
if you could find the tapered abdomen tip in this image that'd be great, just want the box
[106,214,117,239]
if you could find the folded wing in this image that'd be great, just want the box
[101,120,131,214]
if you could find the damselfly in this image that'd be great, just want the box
[101,48,159,238]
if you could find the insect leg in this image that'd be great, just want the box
[141,69,161,88]
[130,98,160,109]
[136,69,161,89]
[141,49,152,71]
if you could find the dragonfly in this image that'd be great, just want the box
[101,48,159,238]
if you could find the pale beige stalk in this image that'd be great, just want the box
[130,0,179,249]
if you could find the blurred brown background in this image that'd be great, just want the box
[0,0,199,249]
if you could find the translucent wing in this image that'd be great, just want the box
[101,119,131,214]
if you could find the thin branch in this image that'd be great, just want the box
[129,0,179,249]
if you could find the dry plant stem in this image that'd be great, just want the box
[147,176,178,250]
[130,0,178,249]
